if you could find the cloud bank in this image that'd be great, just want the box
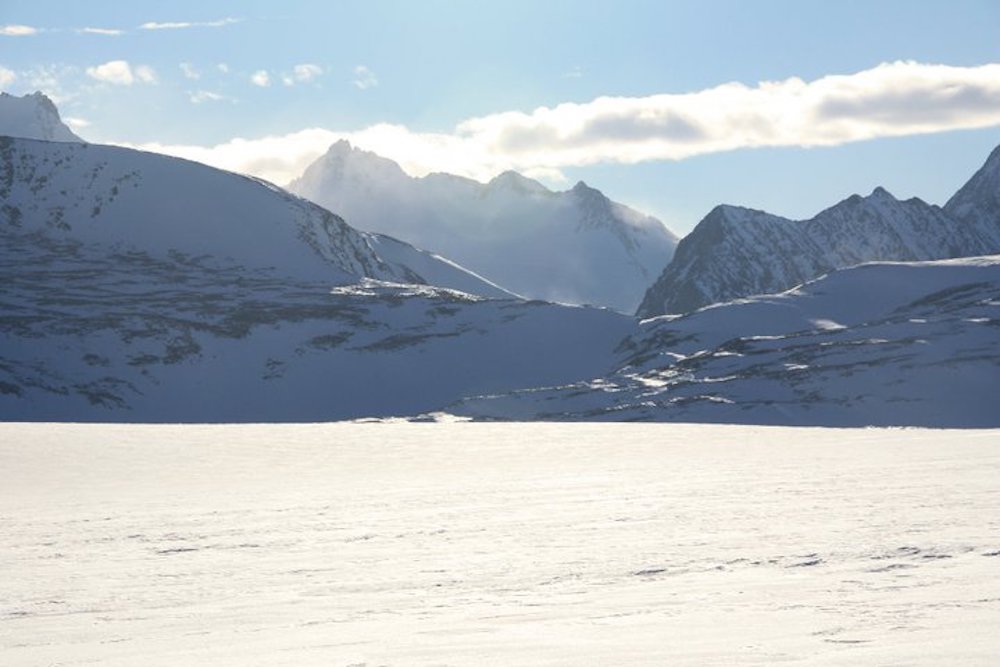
[126,61,1000,186]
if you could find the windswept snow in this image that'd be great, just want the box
[1,422,998,666]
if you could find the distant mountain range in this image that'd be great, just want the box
[0,91,997,426]
[637,147,1000,317]
[289,140,679,313]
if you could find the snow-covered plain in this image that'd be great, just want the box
[2,422,999,665]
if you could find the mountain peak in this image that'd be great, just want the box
[486,170,549,194]
[326,138,354,154]
[944,143,1000,245]
[0,91,84,143]
[868,185,895,201]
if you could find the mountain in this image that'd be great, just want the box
[637,146,1000,317]
[0,136,510,298]
[0,91,83,143]
[945,143,1000,246]
[0,135,636,421]
[444,256,1000,427]
[288,140,679,313]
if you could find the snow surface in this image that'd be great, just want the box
[289,141,679,313]
[450,256,1000,426]
[2,422,999,665]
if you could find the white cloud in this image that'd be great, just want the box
[564,66,583,79]
[0,25,37,36]
[80,27,123,36]
[139,17,241,31]
[134,65,157,84]
[282,64,324,87]
[123,128,341,185]
[293,64,322,83]
[180,63,200,80]
[188,90,233,104]
[353,65,378,90]
[217,63,230,74]
[86,60,158,86]
[0,66,16,88]
[65,117,91,129]
[250,70,270,87]
[122,61,1000,186]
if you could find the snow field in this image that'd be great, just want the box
[2,422,999,665]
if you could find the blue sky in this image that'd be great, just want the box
[2,0,999,233]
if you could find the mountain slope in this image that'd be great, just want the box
[0,91,83,143]
[638,189,998,317]
[288,141,678,313]
[945,143,1000,247]
[0,136,636,421]
[638,145,1000,317]
[0,136,510,298]
[0,242,634,421]
[446,256,1000,427]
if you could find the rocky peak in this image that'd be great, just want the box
[0,91,84,143]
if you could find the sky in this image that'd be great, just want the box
[2,0,999,234]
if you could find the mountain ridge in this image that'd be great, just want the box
[637,148,1000,317]
[288,140,679,313]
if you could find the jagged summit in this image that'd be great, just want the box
[945,142,1000,246]
[0,91,83,143]
[637,146,1000,318]
[289,145,679,313]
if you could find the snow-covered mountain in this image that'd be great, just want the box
[0,136,510,298]
[0,135,638,421]
[945,143,1000,246]
[446,256,1000,427]
[288,141,679,313]
[0,91,83,143]
[638,146,1000,317]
